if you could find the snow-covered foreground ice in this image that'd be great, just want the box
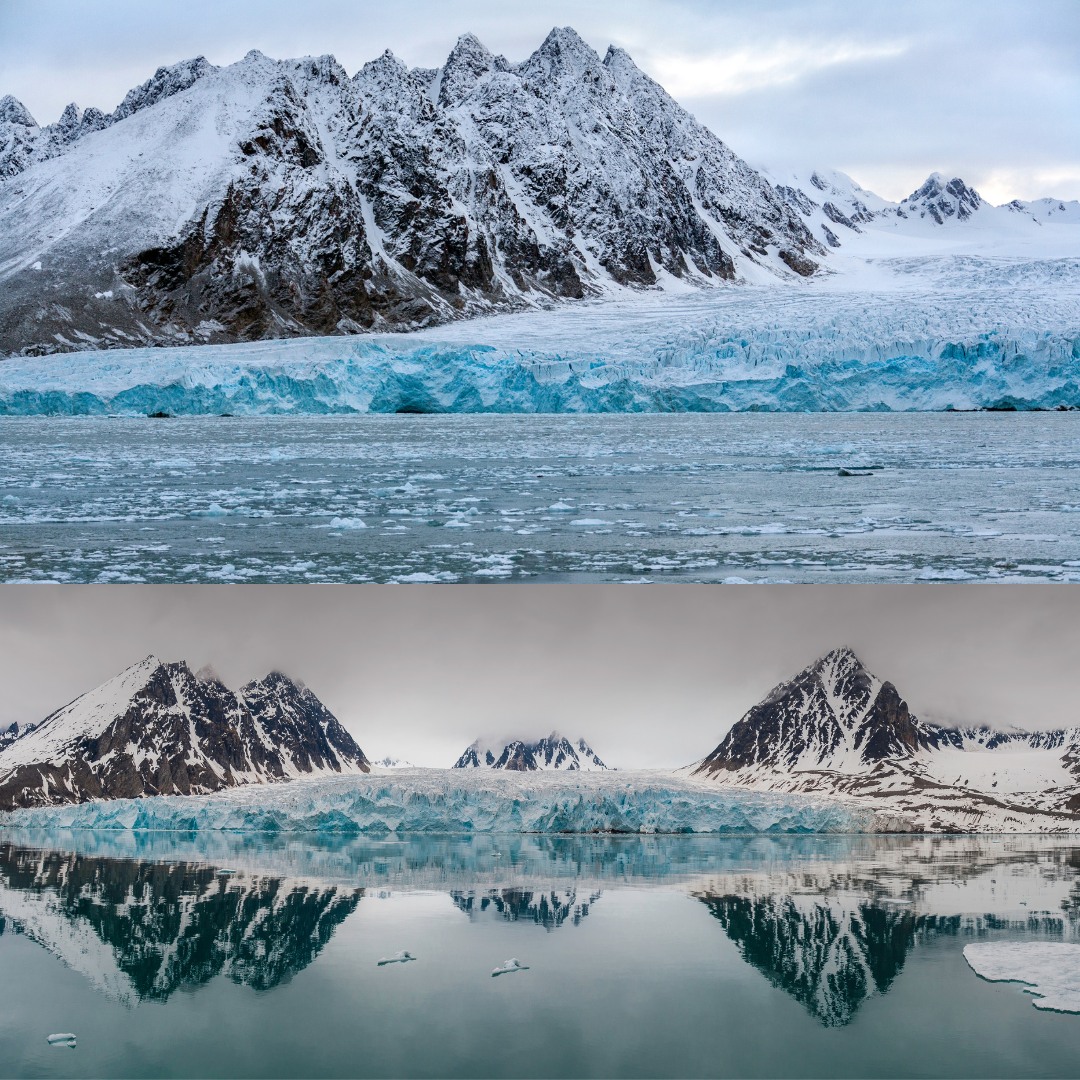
[2,266,1079,414]
[0,769,907,834]
[964,943,1080,1012]
[2,411,1079,583]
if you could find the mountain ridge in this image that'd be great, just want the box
[0,656,369,810]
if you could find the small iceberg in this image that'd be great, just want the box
[216,868,237,875]
[963,942,1080,1012]
[492,958,529,977]
[377,950,416,966]
[47,1034,77,1047]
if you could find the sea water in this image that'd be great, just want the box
[1,832,1079,1079]
[1,412,1079,582]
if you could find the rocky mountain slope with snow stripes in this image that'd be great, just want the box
[0,657,369,810]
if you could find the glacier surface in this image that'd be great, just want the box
[0,769,910,834]
[2,262,1079,414]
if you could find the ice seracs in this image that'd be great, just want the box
[453,733,608,771]
[0,656,370,810]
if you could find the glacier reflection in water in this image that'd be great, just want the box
[1,833,1080,1078]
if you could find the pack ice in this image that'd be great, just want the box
[0,769,910,834]
[964,943,1080,1012]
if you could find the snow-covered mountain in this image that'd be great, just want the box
[453,733,608,771]
[0,27,824,357]
[766,165,1080,255]
[0,656,369,810]
[694,648,1080,830]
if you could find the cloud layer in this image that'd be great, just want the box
[1,0,1078,202]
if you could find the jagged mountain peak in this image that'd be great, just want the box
[438,33,498,108]
[0,95,36,128]
[454,731,607,771]
[897,173,983,223]
[0,658,369,810]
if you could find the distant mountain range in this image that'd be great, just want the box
[2,27,1075,358]
[453,734,608,771]
[693,647,1080,830]
[0,656,369,810]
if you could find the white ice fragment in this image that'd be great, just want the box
[964,942,1080,1012]
[47,1034,76,1047]
[189,503,229,518]
[492,958,529,977]
[570,518,607,526]
[329,517,367,529]
[217,868,237,875]
[377,950,416,966]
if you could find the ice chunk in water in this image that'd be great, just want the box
[378,950,416,966]
[492,958,529,976]
[963,942,1080,1011]
[47,1034,76,1047]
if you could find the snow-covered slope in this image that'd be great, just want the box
[453,733,607,771]
[0,657,369,810]
[767,166,1080,262]
[0,28,822,357]
[694,648,1080,831]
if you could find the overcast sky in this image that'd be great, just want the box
[1,585,1078,769]
[1,0,1077,204]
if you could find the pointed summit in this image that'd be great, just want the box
[438,33,496,108]
[694,648,946,779]
[0,95,37,128]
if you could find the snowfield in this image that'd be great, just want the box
[0,769,912,834]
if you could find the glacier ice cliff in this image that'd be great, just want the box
[2,274,1077,414]
[0,770,913,834]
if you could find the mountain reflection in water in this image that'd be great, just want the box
[451,887,601,930]
[0,842,360,1003]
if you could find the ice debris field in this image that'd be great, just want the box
[2,259,1079,415]
[0,770,910,834]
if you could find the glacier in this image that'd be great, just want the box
[0,769,913,834]
[2,263,1079,414]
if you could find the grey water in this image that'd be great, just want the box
[2,413,1079,583]
[1,831,1080,1079]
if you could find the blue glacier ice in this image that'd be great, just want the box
[2,267,1079,414]
[0,770,913,834]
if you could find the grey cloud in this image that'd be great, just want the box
[0,586,1078,770]
[1,0,1077,201]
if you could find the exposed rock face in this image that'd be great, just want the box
[0,27,822,356]
[894,173,982,223]
[0,656,369,810]
[696,648,950,778]
[694,647,1080,829]
[453,733,607,771]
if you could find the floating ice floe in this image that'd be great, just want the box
[46,1034,76,1047]
[492,958,529,977]
[963,942,1080,1011]
[378,951,416,966]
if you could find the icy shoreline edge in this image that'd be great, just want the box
[0,771,916,835]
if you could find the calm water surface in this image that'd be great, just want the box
[1,413,1079,582]
[0,832,1078,1078]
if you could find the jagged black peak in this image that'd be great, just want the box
[694,648,950,778]
[0,95,36,128]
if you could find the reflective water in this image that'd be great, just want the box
[1,413,1079,582]
[1,832,1079,1078]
